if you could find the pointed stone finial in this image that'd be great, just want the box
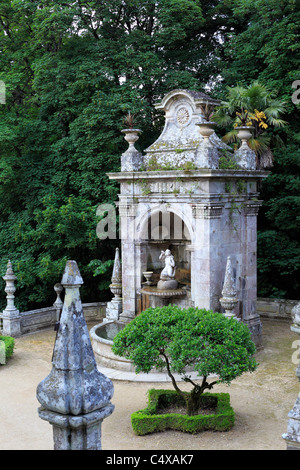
[61,259,84,286]
[37,260,114,450]
[109,248,122,299]
[105,249,123,321]
[2,260,20,337]
[220,256,238,319]
[111,248,121,284]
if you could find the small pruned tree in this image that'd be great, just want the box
[112,305,257,416]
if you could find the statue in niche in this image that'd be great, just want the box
[159,249,176,278]
[157,249,178,290]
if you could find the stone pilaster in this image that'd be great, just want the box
[195,142,219,169]
[36,260,114,450]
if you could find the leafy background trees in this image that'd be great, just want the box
[0,0,299,311]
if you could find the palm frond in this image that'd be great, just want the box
[222,129,238,143]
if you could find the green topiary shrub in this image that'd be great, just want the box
[113,305,257,416]
[131,389,235,435]
[0,335,15,364]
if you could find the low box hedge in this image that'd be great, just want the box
[0,335,15,363]
[131,389,235,435]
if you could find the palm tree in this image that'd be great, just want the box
[214,81,287,169]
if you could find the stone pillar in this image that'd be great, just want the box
[242,201,263,348]
[191,202,224,312]
[2,261,21,337]
[282,301,300,450]
[36,260,114,450]
[119,200,138,322]
[105,248,122,321]
[219,256,238,320]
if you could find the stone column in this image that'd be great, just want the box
[2,261,21,337]
[242,201,263,348]
[36,260,114,450]
[191,202,224,312]
[119,200,138,322]
[282,301,300,450]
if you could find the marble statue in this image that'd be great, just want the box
[157,249,178,290]
[159,249,176,279]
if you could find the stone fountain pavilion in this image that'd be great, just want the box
[93,89,268,361]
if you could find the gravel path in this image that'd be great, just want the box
[0,319,298,450]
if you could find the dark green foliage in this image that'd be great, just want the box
[0,0,226,311]
[0,0,298,307]
[131,389,235,435]
[0,335,15,362]
[257,142,300,298]
[113,305,257,415]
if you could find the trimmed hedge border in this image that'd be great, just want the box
[0,336,15,363]
[131,389,235,435]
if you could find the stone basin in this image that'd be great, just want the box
[90,320,137,372]
[90,317,199,379]
[140,286,186,298]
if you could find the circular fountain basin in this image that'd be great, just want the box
[141,286,186,298]
[90,318,201,380]
[90,320,136,372]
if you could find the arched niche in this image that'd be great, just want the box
[138,209,191,288]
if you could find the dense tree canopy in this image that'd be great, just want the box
[0,0,299,310]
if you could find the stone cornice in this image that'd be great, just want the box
[107,169,270,182]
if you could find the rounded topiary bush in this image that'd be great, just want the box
[112,305,257,416]
[0,335,15,364]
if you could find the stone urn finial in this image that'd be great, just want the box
[220,256,238,319]
[120,127,143,171]
[2,260,20,337]
[3,260,17,309]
